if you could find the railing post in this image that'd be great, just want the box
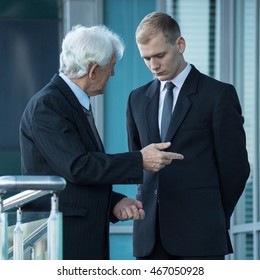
[47,193,63,260]
[13,208,24,260]
[0,195,8,260]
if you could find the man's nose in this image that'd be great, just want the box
[150,58,159,70]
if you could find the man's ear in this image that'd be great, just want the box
[88,63,98,80]
[175,36,186,54]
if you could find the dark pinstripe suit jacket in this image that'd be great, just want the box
[19,74,143,260]
[127,65,250,258]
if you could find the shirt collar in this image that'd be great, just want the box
[59,72,90,110]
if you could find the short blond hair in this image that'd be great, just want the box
[136,12,181,45]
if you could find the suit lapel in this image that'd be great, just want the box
[51,74,104,151]
[165,66,200,142]
[144,79,162,143]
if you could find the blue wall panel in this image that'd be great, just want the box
[104,0,155,260]
[104,0,155,154]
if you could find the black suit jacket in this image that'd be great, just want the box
[19,74,144,260]
[127,65,250,257]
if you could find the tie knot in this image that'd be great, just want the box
[166,81,174,90]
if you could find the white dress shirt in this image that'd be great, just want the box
[59,72,91,110]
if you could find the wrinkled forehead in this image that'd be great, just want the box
[110,52,117,66]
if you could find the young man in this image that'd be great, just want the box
[127,12,250,260]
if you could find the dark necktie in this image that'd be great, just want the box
[82,105,103,151]
[161,81,175,141]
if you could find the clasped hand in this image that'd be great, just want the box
[113,197,145,221]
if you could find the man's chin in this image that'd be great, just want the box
[154,73,170,81]
[155,76,168,81]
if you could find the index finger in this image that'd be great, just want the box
[164,152,184,160]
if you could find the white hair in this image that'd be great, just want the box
[59,25,125,78]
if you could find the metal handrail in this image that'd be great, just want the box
[3,190,51,211]
[0,175,66,194]
[8,220,48,259]
[0,175,66,211]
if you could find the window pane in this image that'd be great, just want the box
[233,0,255,225]
[234,232,254,260]
[169,0,215,74]
[234,181,253,224]
[258,231,260,259]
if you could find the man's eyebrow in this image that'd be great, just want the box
[143,52,166,59]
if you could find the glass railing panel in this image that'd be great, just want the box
[7,211,53,260]
[0,212,8,260]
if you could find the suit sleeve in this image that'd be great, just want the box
[126,92,142,151]
[213,84,250,223]
[28,94,144,185]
